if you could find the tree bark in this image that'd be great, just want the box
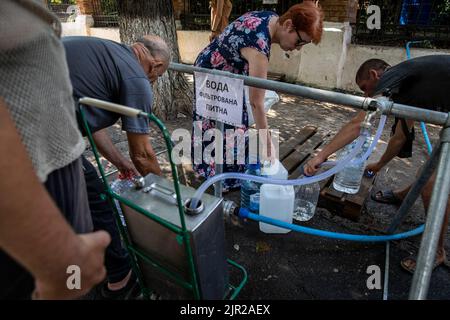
[117,0,192,120]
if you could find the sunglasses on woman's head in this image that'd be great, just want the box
[294,29,311,47]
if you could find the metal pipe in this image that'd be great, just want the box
[389,103,448,127]
[383,242,390,300]
[169,62,449,126]
[387,143,441,233]
[79,97,149,118]
[215,121,224,197]
[410,127,450,299]
[170,62,374,110]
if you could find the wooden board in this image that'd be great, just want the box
[318,173,376,221]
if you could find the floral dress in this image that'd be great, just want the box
[192,11,277,191]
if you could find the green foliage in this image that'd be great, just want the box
[100,0,118,15]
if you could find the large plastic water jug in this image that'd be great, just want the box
[259,184,295,234]
[246,159,288,215]
[261,158,288,180]
[259,160,294,234]
[333,136,373,194]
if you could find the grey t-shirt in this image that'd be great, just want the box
[0,0,85,182]
[374,54,450,112]
[63,36,153,134]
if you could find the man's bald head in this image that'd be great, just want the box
[132,35,170,83]
[136,35,170,64]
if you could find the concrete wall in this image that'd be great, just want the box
[89,27,120,42]
[177,31,209,64]
[61,20,450,93]
[61,22,87,37]
[297,22,350,88]
[341,45,450,92]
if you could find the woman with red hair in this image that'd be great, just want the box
[192,2,324,191]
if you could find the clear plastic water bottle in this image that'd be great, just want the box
[249,193,260,213]
[240,162,262,212]
[293,175,320,222]
[333,136,373,194]
[110,178,135,226]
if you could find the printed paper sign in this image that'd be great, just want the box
[195,71,244,127]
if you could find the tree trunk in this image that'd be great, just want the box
[117,0,192,120]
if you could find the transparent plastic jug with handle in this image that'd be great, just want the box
[293,171,320,222]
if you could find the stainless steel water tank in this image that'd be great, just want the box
[118,174,228,299]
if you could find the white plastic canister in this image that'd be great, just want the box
[259,160,294,234]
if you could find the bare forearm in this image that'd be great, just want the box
[0,102,82,284]
[127,132,162,176]
[93,129,129,168]
[252,102,268,130]
[132,156,161,176]
[377,137,406,168]
[317,121,361,161]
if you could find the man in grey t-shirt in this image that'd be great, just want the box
[63,35,170,299]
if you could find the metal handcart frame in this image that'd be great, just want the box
[79,98,247,300]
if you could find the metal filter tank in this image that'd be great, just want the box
[117,174,229,299]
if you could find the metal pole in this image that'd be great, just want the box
[171,63,373,110]
[390,103,448,127]
[409,126,450,299]
[383,241,390,300]
[215,120,224,198]
[387,143,441,233]
[169,63,449,126]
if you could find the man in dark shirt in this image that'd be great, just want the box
[63,35,170,299]
[305,55,450,274]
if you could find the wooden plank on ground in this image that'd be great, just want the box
[278,126,317,160]
[287,131,331,178]
[343,174,377,209]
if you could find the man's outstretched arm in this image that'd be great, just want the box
[304,111,366,176]
[92,128,139,177]
[366,119,414,174]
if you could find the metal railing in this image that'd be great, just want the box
[168,62,450,300]
[47,2,76,22]
[180,0,298,30]
[91,0,118,27]
[352,0,450,48]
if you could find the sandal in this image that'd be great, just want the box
[371,189,403,205]
[400,255,449,274]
